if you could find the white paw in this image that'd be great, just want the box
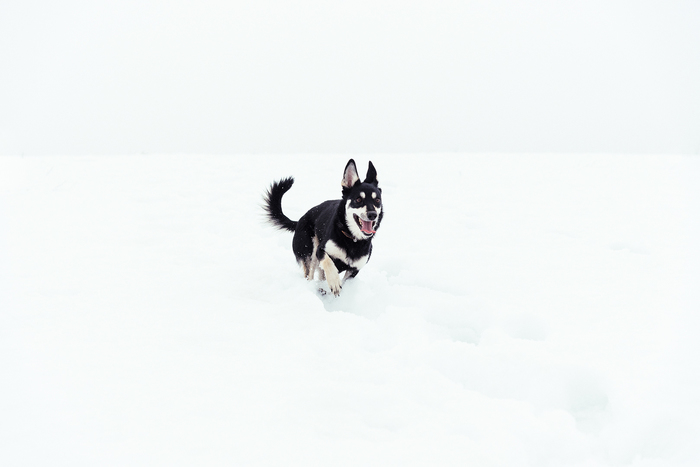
[326,274,342,296]
[320,253,342,297]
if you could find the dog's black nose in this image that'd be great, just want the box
[367,211,377,221]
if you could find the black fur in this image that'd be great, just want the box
[264,159,383,296]
[263,176,297,232]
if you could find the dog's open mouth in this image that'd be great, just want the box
[353,214,376,235]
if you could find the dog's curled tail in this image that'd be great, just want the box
[263,177,297,232]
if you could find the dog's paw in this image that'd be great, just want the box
[330,284,341,297]
[320,253,342,296]
[326,277,342,297]
[318,288,327,296]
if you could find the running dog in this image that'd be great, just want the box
[263,159,383,296]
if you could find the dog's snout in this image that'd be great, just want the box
[367,211,377,221]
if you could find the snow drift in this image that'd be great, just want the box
[1,154,698,466]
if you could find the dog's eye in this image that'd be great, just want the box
[375,198,381,205]
[355,197,362,204]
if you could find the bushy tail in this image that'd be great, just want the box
[263,177,297,232]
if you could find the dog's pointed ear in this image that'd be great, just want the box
[364,161,378,185]
[341,159,360,189]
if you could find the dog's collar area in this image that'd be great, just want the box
[341,229,357,242]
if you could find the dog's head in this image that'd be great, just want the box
[341,159,383,241]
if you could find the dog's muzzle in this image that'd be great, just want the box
[356,213,376,235]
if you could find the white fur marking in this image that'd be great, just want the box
[371,192,376,199]
[320,253,342,296]
[345,200,368,241]
[325,239,369,269]
[360,192,365,199]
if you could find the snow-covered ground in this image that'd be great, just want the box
[1,154,699,466]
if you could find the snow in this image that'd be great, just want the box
[1,154,699,466]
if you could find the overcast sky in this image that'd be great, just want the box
[1,0,698,155]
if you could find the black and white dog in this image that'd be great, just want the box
[264,159,383,296]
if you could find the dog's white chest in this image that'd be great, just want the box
[325,240,368,269]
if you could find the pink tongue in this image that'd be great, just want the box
[360,218,375,233]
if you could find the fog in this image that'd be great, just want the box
[1,0,699,155]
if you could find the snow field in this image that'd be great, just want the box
[1,154,698,466]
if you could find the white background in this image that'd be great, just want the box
[1,0,699,155]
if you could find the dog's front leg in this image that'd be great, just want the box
[342,268,359,285]
[320,253,342,296]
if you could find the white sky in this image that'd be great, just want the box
[1,0,699,155]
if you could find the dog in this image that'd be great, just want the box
[263,159,383,296]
